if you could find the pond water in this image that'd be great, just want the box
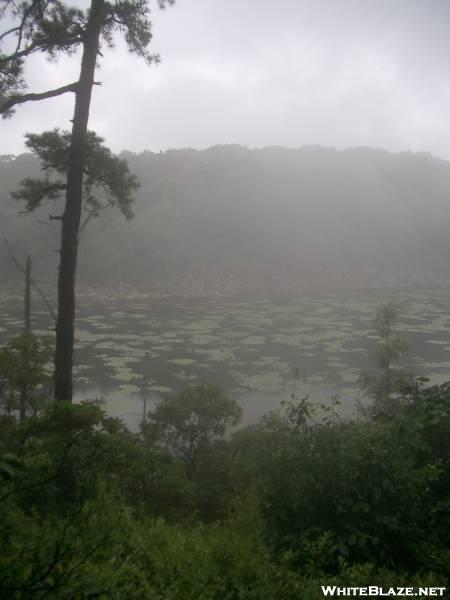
[1,288,450,427]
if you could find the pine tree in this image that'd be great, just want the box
[1,0,173,400]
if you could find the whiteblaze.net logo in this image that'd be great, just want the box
[321,586,447,597]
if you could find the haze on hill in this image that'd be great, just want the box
[4,0,450,594]
[2,144,450,297]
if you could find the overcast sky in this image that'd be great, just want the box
[1,0,450,158]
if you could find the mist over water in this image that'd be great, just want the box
[4,0,450,591]
[4,143,450,430]
[3,287,450,428]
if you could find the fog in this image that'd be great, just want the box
[3,145,450,293]
[4,0,450,590]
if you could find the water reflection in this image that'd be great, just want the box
[74,381,366,432]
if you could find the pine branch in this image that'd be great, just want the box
[0,81,79,114]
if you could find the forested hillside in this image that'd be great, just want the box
[2,145,450,295]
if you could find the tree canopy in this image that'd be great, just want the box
[144,383,242,478]
[0,0,171,117]
[12,129,138,220]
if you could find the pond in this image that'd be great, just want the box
[1,288,450,427]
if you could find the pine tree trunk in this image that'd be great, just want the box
[19,385,26,423]
[54,0,105,402]
[20,254,32,421]
[24,255,31,332]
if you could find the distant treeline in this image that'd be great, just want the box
[2,145,450,295]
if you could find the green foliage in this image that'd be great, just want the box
[12,129,139,219]
[105,516,295,599]
[360,300,414,416]
[231,389,450,577]
[0,332,52,417]
[0,401,124,596]
[374,300,401,337]
[0,374,449,595]
[0,488,128,599]
[0,453,25,481]
[144,382,242,478]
